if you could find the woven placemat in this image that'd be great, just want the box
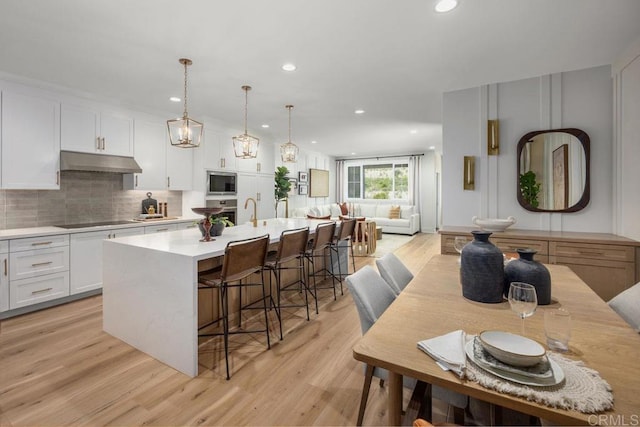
[464,352,614,414]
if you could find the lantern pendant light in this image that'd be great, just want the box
[167,58,203,148]
[232,85,259,158]
[280,105,299,163]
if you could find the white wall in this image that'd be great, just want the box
[613,36,640,241]
[442,65,613,233]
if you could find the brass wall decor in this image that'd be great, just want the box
[488,119,499,155]
[280,105,299,162]
[167,58,203,148]
[464,156,475,190]
[233,85,259,159]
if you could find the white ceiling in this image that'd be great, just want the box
[1,0,639,158]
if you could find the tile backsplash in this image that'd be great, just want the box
[0,171,182,230]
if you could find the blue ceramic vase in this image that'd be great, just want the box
[460,230,504,303]
[504,248,551,305]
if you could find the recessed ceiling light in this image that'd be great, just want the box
[282,63,297,71]
[261,124,270,128]
[354,109,365,114]
[169,97,181,102]
[351,152,356,155]
[311,140,317,144]
[435,0,458,13]
[410,129,418,134]
[429,146,436,150]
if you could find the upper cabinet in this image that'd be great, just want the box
[1,86,61,190]
[203,129,238,171]
[129,118,193,191]
[61,102,133,156]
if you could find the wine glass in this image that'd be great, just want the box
[508,282,538,336]
[453,236,467,264]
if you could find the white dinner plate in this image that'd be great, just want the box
[465,340,565,387]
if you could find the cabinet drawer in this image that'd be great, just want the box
[145,224,178,234]
[492,238,548,256]
[9,271,70,309]
[550,242,634,263]
[0,241,8,253]
[10,246,70,281]
[10,234,69,252]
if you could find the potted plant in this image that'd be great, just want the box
[274,166,292,218]
[198,215,234,237]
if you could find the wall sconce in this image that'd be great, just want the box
[488,119,499,155]
[464,156,475,190]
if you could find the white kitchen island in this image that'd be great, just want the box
[102,218,326,377]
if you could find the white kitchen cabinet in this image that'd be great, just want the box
[8,234,70,310]
[236,141,274,174]
[0,241,9,312]
[1,87,60,190]
[236,173,275,225]
[203,129,237,171]
[61,102,133,156]
[130,119,192,191]
[69,226,144,295]
[145,224,178,234]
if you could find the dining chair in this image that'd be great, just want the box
[608,281,640,331]
[304,221,339,314]
[376,252,414,295]
[330,218,357,281]
[264,227,310,340]
[198,234,273,380]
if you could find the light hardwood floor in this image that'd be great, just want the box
[0,233,443,426]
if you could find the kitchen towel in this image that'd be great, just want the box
[417,329,467,377]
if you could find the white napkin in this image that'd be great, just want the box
[417,330,467,377]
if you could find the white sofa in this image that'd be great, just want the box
[290,203,420,235]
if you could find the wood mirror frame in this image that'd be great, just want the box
[516,128,590,213]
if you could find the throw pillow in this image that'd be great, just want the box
[339,202,349,215]
[389,205,401,219]
[307,214,331,220]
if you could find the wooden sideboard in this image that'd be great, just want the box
[440,226,640,302]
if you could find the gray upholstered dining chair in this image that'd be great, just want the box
[346,265,415,425]
[376,252,414,295]
[608,282,640,331]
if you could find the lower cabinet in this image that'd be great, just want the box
[70,227,144,295]
[10,271,69,309]
[440,227,640,301]
[0,241,9,312]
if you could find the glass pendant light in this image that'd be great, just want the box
[232,85,259,158]
[280,105,299,163]
[167,58,203,148]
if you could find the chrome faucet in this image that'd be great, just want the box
[244,197,258,227]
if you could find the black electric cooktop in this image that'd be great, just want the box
[55,220,134,229]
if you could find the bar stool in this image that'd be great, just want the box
[330,218,357,281]
[198,234,272,380]
[304,221,339,314]
[264,227,310,340]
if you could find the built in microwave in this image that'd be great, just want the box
[207,171,237,196]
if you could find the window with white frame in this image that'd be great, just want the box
[345,160,409,200]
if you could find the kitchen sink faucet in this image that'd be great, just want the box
[244,197,258,227]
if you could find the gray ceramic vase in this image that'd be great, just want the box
[460,230,504,303]
[504,248,551,305]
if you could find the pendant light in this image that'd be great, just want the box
[280,105,299,163]
[232,85,259,158]
[167,58,203,148]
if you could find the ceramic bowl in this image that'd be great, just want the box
[478,330,545,367]
[472,216,516,232]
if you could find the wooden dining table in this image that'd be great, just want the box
[352,255,640,425]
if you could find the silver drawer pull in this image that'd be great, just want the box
[31,261,53,267]
[31,287,53,295]
[31,241,53,246]
[155,228,169,232]
[3,259,7,276]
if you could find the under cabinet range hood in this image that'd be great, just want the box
[60,150,142,174]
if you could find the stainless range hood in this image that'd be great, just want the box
[60,150,142,174]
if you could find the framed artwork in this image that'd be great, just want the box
[298,171,308,182]
[553,144,569,210]
[309,168,329,197]
[287,178,297,196]
[298,184,308,195]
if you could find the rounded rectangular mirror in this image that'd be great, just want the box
[517,128,590,212]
